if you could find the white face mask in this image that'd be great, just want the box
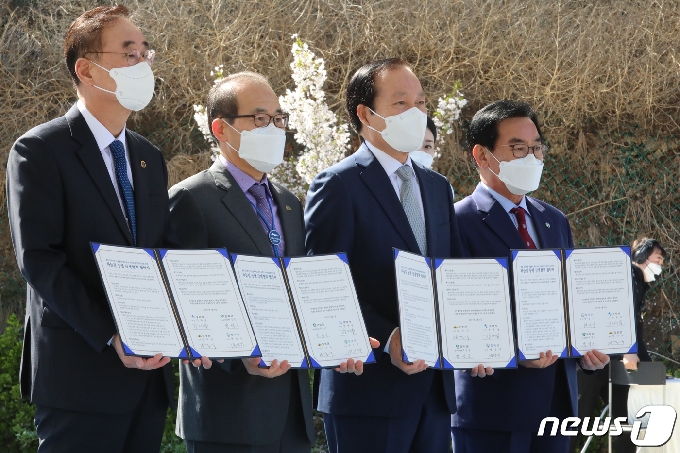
[488,151,544,195]
[643,266,656,282]
[647,261,663,276]
[223,121,286,173]
[366,106,427,153]
[409,151,434,169]
[89,60,155,111]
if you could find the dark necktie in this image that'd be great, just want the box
[510,206,536,249]
[109,139,136,244]
[248,183,279,256]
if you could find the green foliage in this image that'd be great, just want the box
[160,363,186,453]
[0,314,37,452]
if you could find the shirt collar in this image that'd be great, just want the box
[219,155,272,197]
[364,140,416,179]
[481,182,531,216]
[77,100,126,151]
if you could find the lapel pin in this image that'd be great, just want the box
[545,222,550,228]
[140,160,146,168]
[285,205,292,211]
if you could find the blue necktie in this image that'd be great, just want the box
[109,139,136,244]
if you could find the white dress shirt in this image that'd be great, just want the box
[481,182,541,248]
[365,140,425,218]
[77,101,133,221]
[364,140,427,354]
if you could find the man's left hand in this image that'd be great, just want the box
[580,350,610,371]
[334,337,380,375]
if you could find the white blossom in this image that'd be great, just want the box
[275,36,350,195]
[432,86,468,154]
[193,67,225,158]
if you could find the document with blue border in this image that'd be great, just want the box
[393,249,517,370]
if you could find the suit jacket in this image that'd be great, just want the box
[451,183,579,432]
[6,104,173,413]
[167,160,315,445]
[304,143,463,417]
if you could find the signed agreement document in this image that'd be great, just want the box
[225,253,374,369]
[564,247,636,356]
[394,249,517,370]
[512,246,637,359]
[92,244,259,360]
[94,243,374,368]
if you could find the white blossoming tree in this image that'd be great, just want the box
[432,83,468,156]
[193,65,225,157]
[275,35,350,198]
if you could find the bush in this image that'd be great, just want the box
[0,314,37,452]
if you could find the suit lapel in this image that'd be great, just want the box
[526,197,553,249]
[269,182,303,255]
[67,105,134,245]
[208,161,272,256]
[127,132,150,245]
[355,145,421,254]
[472,184,525,250]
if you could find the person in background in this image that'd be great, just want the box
[6,5,173,452]
[409,117,437,169]
[572,237,666,453]
[627,237,666,368]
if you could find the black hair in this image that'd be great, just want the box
[345,58,410,134]
[632,238,667,264]
[426,117,437,142]
[206,71,270,139]
[466,100,543,153]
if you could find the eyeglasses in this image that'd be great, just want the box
[222,113,289,129]
[84,49,156,66]
[496,143,549,159]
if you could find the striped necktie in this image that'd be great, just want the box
[395,165,427,255]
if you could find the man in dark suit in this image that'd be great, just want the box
[304,59,479,453]
[6,5,173,453]
[167,71,329,453]
[450,100,609,453]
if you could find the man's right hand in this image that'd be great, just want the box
[112,334,171,370]
[242,357,291,378]
[623,353,640,370]
[389,328,428,375]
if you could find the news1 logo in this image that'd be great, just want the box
[538,405,677,447]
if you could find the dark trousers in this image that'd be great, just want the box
[452,426,570,453]
[185,373,311,453]
[35,369,167,453]
[571,365,635,453]
[452,361,572,453]
[323,372,450,453]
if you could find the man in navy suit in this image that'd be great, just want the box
[305,59,486,453]
[6,5,172,452]
[450,100,609,453]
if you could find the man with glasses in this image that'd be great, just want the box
[6,5,173,452]
[450,100,609,453]
[167,71,322,453]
